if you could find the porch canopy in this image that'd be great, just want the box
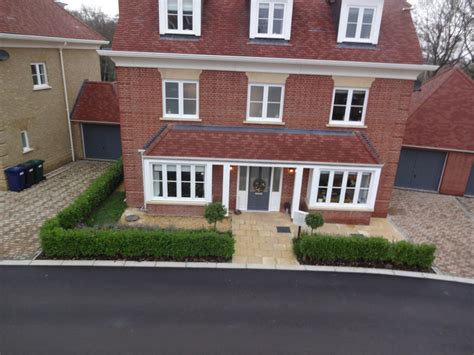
[144,124,380,165]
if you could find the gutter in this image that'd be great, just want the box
[59,42,75,162]
[0,33,108,45]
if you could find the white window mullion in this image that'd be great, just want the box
[354,172,362,204]
[176,165,182,198]
[326,171,334,204]
[162,165,169,198]
[344,89,353,122]
[190,165,196,199]
[263,85,268,118]
[179,82,184,116]
[312,169,321,205]
[339,171,348,204]
[177,0,183,31]
[268,3,274,35]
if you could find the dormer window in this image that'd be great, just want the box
[159,0,201,36]
[250,0,294,40]
[337,0,384,45]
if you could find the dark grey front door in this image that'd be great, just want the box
[465,165,474,196]
[395,148,446,192]
[247,167,271,211]
[82,124,122,160]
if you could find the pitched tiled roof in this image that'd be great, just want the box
[145,124,380,165]
[114,0,423,64]
[404,67,474,151]
[71,81,120,124]
[0,0,105,40]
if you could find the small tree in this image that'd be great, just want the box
[204,203,227,230]
[305,213,324,235]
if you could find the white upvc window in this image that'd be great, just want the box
[31,62,49,90]
[163,80,199,119]
[249,0,294,40]
[308,167,381,210]
[337,0,384,44]
[247,84,284,123]
[145,162,212,203]
[329,88,368,126]
[159,0,201,36]
[20,131,33,153]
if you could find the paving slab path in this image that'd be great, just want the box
[389,189,474,278]
[0,160,111,259]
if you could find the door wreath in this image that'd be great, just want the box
[253,178,266,193]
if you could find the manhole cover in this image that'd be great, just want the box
[125,215,140,222]
[276,226,291,233]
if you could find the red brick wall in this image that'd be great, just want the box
[117,68,414,221]
[439,152,474,196]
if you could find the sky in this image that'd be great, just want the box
[65,0,418,18]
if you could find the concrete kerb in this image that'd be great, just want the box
[1,259,473,285]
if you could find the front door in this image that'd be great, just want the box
[247,167,271,211]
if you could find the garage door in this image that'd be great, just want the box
[82,124,122,160]
[465,165,474,196]
[395,149,446,192]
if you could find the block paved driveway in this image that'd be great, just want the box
[0,160,111,260]
[389,189,474,278]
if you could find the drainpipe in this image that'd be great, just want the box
[139,149,147,210]
[59,42,75,162]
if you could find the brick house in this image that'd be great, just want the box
[0,0,107,190]
[101,0,436,224]
[396,67,474,196]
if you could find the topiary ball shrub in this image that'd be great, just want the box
[305,212,324,235]
[204,202,227,230]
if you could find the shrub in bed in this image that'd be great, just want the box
[40,223,234,261]
[293,234,435,270]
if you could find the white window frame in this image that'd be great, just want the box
[144,160,212,203]
[31,62,49,90]
[337,0,384,45]
[246,83,285,123]
[158,0,201,36]
[307,166,381,211]
[162,80,199,120]
[249,0,294,40]
[20,130,33,153]
[329,87,369,126]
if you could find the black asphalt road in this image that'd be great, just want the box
[0,267,472,355]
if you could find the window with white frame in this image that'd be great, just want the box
[330,88,368,125]
[250,0,294,40]
[337,0,384,44]
[152,163,206,200]
[163,80,198,119]
[159,0,201,35]
[312,169,375,207]
[20,131,32,153]
[31,63,48,89]
[247,84,284,122]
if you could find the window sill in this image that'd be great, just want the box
[244,120,285,126]
[146,199,208,206]
[326,123,367,129]
[33,85,51,91]
[22,148,34,154]
[308,205,374,213]
[160,117,202,122]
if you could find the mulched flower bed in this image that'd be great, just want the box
[296,257,434,273]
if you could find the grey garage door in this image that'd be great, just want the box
[395,148,446,192]
[82,124,122,160]
[465,165,474,196]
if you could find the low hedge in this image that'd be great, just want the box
[57,159,124,229]
[293,234,436,270]
[40,159,235,261]
[41,220,234,260]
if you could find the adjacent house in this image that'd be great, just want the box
[0,0,108,190]
[101,0,435,224]
[396,67,474,196]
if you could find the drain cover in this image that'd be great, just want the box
[125,215,140,222]
[276,226,291,233]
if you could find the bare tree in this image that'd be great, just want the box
[69,6,117,81]
[414,0,473,79]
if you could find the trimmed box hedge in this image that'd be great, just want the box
[40,160,234,261]
[293,234,436,270]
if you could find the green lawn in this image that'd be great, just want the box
[86,191,126,227]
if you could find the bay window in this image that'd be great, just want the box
[247,84,284,123]
[163,80,199,119]
[310,168,379,209]
[159,0,201,36]
[330,88,368,126]
[151,163,208,201]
